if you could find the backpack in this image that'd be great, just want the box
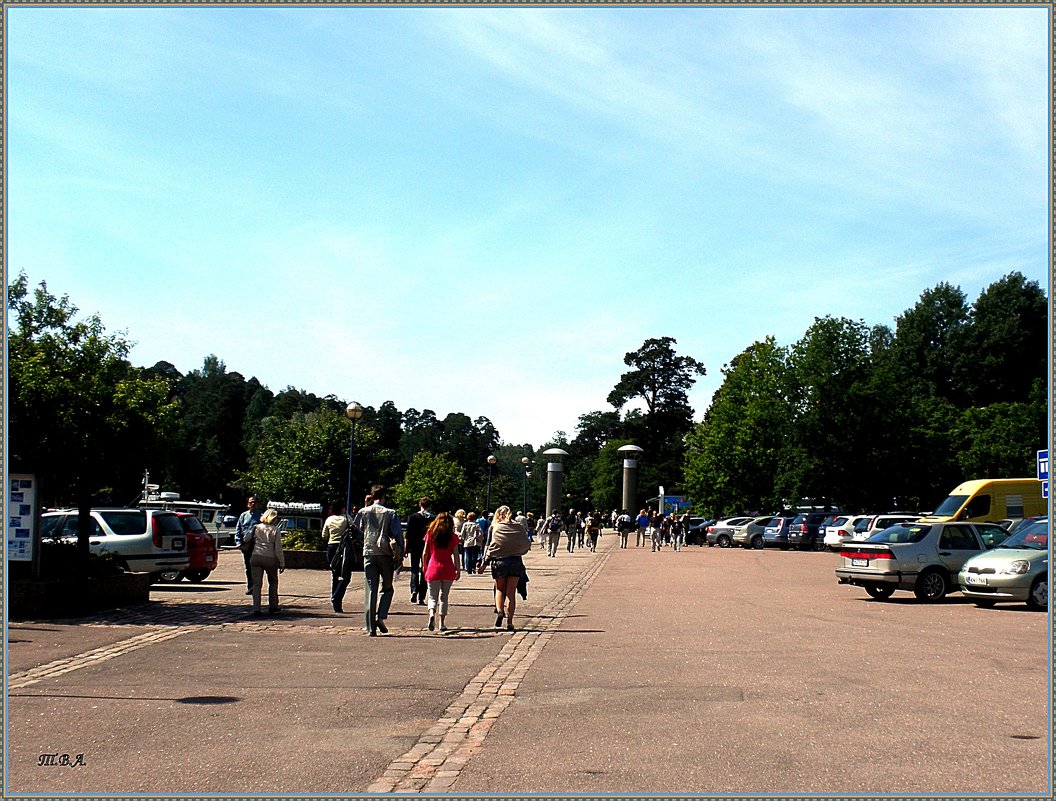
[547,516,562,533]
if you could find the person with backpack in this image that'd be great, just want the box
[616,509,634,548]
[587,511,602,552]
[544,511,564,557]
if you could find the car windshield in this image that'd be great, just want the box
[867,523,930,544]
[180,516,206,533]
[932,494,968,516]
[995,521,1048,550]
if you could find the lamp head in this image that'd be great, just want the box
[346,402,364,421]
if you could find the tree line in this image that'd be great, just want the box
[8,270,1046,534]
[684,272,1047,516]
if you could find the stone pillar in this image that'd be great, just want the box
[622,457,638,513]
[545,461,564,519]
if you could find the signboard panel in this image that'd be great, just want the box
[7,474,37,562]
[1037,450,1048,499]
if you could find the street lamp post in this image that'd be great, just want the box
[485,454,498,514]
[521,457,530,516]
[345,402,364,513]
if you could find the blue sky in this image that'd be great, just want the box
[8,6,1049,447]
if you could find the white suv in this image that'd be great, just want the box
[41,509,189,579]
[850,513,920,542]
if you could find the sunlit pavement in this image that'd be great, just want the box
[6,534,1049,795]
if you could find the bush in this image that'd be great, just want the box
[281,528,325,551]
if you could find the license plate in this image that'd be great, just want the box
[851,558,868,567]
[965,574,987,586]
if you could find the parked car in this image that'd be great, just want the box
[156,513,219,583]
[41,508,189,580]
[823,514,872,550]
[787,511,833,551]
[734,515,776,550]
[762,517,794,549]
[685,519,716,547]
[958,518,1048,611]
[706,516,754,548]
[850,513,921,541]
[835,520,1010,602]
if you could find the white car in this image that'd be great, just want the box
[823,514,873,549]
[851,513,921,541]
[41,508,189,579]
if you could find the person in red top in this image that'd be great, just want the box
[422,512,462,633]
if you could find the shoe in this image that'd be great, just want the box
[245,590,252,596]
[495,612,505,629]
[506,623,515,632]
[439,624,448,633]
[368,629,377,637]
[333,601,342,613]
[268,608,279,615]
[417,599,426,606]
[376,620,388,634]
[251,610,264,616]
[428,614,435,631]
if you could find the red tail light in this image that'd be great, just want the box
[840,550,895,560]
[152,517,163,548]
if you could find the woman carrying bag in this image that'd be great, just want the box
[248,508,285,615]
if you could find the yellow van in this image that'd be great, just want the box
[922,478,1046,523]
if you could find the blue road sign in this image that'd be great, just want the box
[1037,449,1048,499]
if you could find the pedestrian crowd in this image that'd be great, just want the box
[232,486,691,634]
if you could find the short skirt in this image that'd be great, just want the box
[490,554,524,579]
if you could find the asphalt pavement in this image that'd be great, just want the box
[5,532,1051,796]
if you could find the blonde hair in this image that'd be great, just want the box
[455,509,466,519]
[493,505,512,524]
[261,508,279,525]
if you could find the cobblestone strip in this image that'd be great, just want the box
[9,626,203,689]
[367,540,615,794]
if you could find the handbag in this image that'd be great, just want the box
[239,529,255,555]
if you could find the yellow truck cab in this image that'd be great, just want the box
[921,478,1046,524]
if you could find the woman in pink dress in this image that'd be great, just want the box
[422,512,461,633]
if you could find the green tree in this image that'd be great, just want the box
[240,407,355,504]
[393,452,469,516]
[953,398,1046,479]
[960,271,1048,406]
[8,273,178,555]
[607,336,706,487]
[684,338,790,515]
[890,283,971,404]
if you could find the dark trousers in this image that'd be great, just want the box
[242,548,253,591]
[463,545,481,574]
[408,542,425,600]
[327,542,352,606]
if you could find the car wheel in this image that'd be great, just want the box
[717,534,732,548]
[811,537,826,552]
[156,570,182,583]
[185,570,210,584]
[750,536,764,550]
[864,583,895,600]
[913,569,948,602]
[1027,576,1048,611]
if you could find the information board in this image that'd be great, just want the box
[8,473,37,562]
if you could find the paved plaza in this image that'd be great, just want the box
[5,533,1051,796]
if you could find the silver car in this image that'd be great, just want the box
[706,516,754,548]
[958,518,1048,611]
[835,521,1009,602]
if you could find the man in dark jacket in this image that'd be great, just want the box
[405,497,433,605]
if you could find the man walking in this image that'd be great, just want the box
[354,485,405,636]
[544,511,563,557]
[564,508,578,553]
[406,497,433,605]
[236,496,262,595]
[617,509,634,548]
[635,509,650,548]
